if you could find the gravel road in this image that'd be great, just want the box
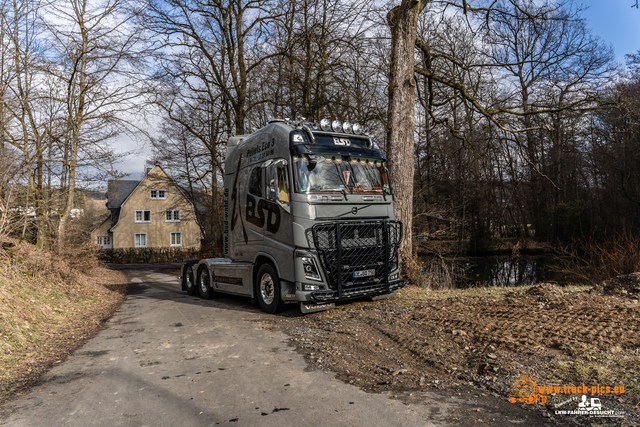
[0,265,559,426]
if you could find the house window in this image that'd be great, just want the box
[150,189,166,200]
[95,236,111,246]
[135,233,147,248]
[165,210,180,222]
[135,210,151,222]
[170,232,182,247]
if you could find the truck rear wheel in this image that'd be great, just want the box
[197,265,217,300]
[184,266,196,296]
[256,264,285,314]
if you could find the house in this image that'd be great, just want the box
[91,165,201,250]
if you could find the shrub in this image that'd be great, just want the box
[99,247,201,264]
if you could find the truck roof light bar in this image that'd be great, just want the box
[273,117,370,139]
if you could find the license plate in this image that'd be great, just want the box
[300,302,335,314]
[353,269,375,278]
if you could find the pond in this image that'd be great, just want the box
[420,255,563,289]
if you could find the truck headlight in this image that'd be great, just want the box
[389,273,399,281]
[301,257,322,281]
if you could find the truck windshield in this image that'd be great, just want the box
[292,154,391,194]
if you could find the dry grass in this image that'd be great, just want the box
[559,230,640,285]
[393,282,592,303]
[0,236,127,404]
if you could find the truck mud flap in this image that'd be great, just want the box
[300,302,335,314]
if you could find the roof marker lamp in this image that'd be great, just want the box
[320,118,332,131]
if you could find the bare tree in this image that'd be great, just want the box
[143,0,279,135]
[0,144,22,236]
[387,0,614,256]
[149,97,228,252]
[386,0,427,259]
[267,0,376,122]
[44,0,149,248]
[1,0,54,246]
[589,51,640,231]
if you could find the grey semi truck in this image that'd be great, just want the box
[180,118,405,314]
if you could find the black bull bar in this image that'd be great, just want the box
[310,219,405,301]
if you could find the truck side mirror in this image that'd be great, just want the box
[268,179,277,199]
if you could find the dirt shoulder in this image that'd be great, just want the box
[275,280,640,426]
[0,239,128,406]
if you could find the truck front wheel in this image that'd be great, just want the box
[197,265,217,300]
[256,264,285,314]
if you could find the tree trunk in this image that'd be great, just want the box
[57,7,88,250]
[386,0,427,260]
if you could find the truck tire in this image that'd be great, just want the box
[197,265,216,300]
[184,265,196,296]
[256,264,285,314]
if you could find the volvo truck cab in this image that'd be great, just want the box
[181,118,405,314]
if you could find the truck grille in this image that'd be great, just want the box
[311,220,402,295]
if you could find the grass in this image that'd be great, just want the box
[0,237,128,402]
[573,363,610,383]
[393,282,591,303]
[295,268,640,424]
[550,361,570,371]
[324,280,593,319]
[559,230,640,285]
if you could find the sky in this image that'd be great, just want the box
[579,0,640,62]
[114,0,640,183]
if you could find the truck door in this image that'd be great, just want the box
[264,160,294,282]
[244,165,264,244]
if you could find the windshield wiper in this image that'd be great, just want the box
[382,167,392,201]
[332,162,349,201]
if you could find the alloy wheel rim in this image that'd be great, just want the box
[260,273,275,305]
[200,271,208,293]
[186,268,194,289]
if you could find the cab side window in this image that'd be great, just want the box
[248,167,262,197]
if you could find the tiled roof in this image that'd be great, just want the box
[106,180,139,209]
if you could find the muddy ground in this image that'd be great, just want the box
[275,276,640,427]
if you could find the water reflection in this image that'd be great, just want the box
[421,256,558,288]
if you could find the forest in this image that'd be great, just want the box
[1,0,639,275]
